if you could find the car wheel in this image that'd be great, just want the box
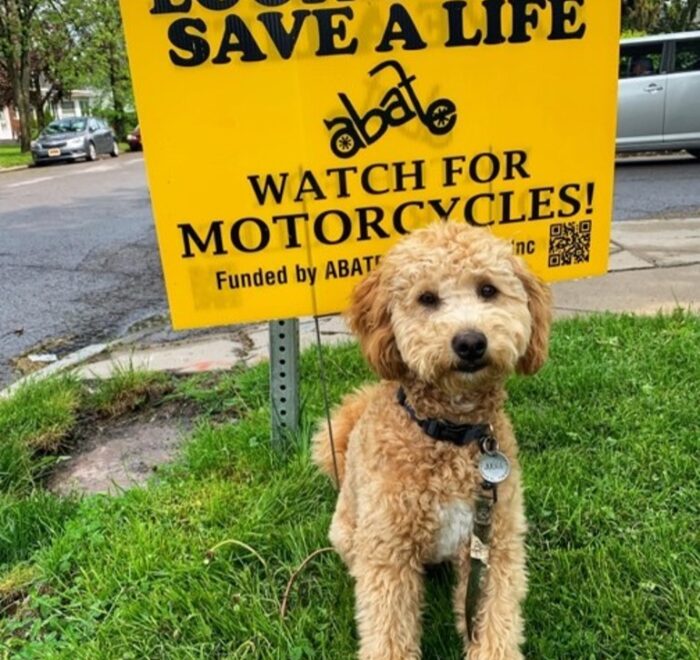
[687,149,700,160]
[110,141,119,158]
[87,142,97,162]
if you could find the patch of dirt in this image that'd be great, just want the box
[48,400,199,496]
[10,334,76,376]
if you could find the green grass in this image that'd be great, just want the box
[0,375,82,495]
[0,145,32,169]
[1,313,699,658]
[85,365,171,418]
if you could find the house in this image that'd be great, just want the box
[0,88,100,144]
[0,105,16,142]
[52,89,98,119]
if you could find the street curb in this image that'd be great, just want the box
[0,313,240,399]
[0,164,31,173]
[613,216,700,224]
[0,342,110,400]
[0,319,177,400]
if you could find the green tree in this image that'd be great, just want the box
[0,0,41,151]
[660,0,700,31]
[29,4,84,130]
[0,53,13,107]
[0,0,134,148]
[623,0,700,33]
[64,0,133,140]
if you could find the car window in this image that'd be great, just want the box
[88,119,99,131]
[673,38,700,73]
[619,43,664,78]
[45,118,87,134]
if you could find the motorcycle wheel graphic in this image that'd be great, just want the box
[330,129,361,159]
[425,99,457,135]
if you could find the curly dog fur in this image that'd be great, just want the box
[313,222,552,659]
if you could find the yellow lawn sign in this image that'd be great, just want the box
[119,0,620,329]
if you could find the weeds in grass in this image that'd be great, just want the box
[85,364,172,418]
[0,376,82,493]
[0,367,178,495]
[0,565,38,615]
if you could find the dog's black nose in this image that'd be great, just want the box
[452,331,488,361]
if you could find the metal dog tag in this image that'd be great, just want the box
[479,451,511,484]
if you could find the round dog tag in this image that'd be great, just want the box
[479,452,511,484]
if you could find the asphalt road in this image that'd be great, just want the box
[614,153,700,221]
[0,154,165,387]
[1,152,699,387]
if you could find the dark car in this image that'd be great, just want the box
[127,125,142,151]
[31,117,119,165]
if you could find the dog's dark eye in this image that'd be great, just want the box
[479,284,498,300]
[418,291,440,307]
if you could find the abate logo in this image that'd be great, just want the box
[324,59,457,159]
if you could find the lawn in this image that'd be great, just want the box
[0,145,32,169]
[0,313,698,658]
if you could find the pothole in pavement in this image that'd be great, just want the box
[10,334,78,377]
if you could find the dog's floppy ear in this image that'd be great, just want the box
[346,267,405,380]
[514,261,552,375]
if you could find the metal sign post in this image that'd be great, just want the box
[269,318,300,448]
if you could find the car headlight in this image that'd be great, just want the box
[66,137,84,148]
[30,140,38,149]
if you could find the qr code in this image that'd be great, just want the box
[548,221,592,267]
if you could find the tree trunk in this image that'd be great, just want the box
[8,58,32,151]
[4,0,33,151]
[30,71,48,131]
[108,43,126,141]
[17,52,32,151]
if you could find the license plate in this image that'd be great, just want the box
[48,148,61,157]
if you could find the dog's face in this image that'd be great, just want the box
[347,222,552,392]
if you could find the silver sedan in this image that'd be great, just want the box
[617,31,700,158]
[31,117,119,165]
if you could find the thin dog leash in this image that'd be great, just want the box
[396,387,511,643]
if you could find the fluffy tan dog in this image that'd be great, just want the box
[312,221,552,659]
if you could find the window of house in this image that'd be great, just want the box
[673,39,700,73]
[61,100,76,117]
[619,43,664,78]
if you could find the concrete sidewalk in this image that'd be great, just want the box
[9,217,700,387]
[555,218,700,315]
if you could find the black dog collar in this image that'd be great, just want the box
[397,387,492,447]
